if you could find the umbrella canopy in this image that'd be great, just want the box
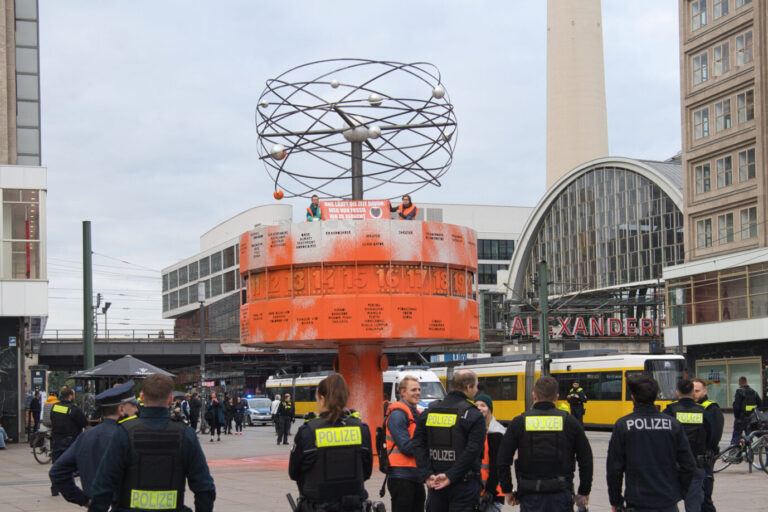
[70,355,175,379]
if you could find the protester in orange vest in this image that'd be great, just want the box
[306,194,322,222]
[385,375,424,512]
[391,194,418,220]
[475,394,506,511]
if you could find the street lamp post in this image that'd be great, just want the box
[198,282,206,390]
[102,302,111,339]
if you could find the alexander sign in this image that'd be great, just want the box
[509,316,664,337]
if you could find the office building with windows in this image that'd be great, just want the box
[661,0,768,405]
[0,0,47,442]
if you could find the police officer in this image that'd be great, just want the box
[289,373,373,511]
[87,373,216,512]
[663,379,713,512]
[412,369,485,512]
[277,392,295,445]
[385,375,424,512]
[497,376,592,512]
[49,381,140,507]
[566,380,587,425]
[692,378,724,512]
[50,387,88,496]
[730,375,762,444]
[607,375,696,512]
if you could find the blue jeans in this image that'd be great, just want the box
[0,426,8,448]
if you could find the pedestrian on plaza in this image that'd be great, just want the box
[391,194,418,220]
[42,391,59,428]
[0,414,11,449]
[206,392,225,442]
[566,380,588,425]
[662,379,713,512]
[730,376,762,444]
[474,394,506,512]
[189,392,202,433]
[29,390,41,432]
[224,396,235,434]
[412,369,485,512]
[234,396,246,435]
[692,377,724,512]
[276,393,295,445]
[271,394,281,435]
[87,373,215,512]
[384,375,424,512]
[49,381,140,506]
[497,376,592,512]
[306,194,322,222]
[51,387,88,496]
[289,373,372,511]
[607,375,696,512]
[181,393,191,421]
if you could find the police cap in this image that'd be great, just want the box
[96,380,138,407]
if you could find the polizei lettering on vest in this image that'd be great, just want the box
[315,426,362,448]
[429,448,456,462]
[130,489,178,510]
[625,417,673,430]
[425,413,457,428]
[676,412,703,424]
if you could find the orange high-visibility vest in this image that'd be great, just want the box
[480,435,503,498]
[396,204,417,220]
[385,401,417,468]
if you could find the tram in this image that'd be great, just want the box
[266,366,446,417]
[431,353,685,428]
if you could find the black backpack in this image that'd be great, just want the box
[376,401,391,474]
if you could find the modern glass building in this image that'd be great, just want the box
[505,157,684,352]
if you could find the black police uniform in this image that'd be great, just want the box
[607,402,696,511]
[663,398,712,512]
[566,386,587,424]
[50,399,88,462]
[412,390,486,512]
[289,411,373,511]
[731,385,761,444]
[278,399,295,445]
[497,402,593,512]
[49,381,137,506]
[87,406,215,512]
[697,396,724,512]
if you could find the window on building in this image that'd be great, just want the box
[694,108,709,139]
[693,52,708,84]
[169,270,178,289]
[223,246,235,268]
[718,213,734,244]
[716,156,732,187]
[695,163,711,193]
[713,42,729,75]
[162,274,169,292]
[692,0,707,30]
[1,189,42,279]
[735,0,751,8]
[739,148,755,181]
[169,291,178,310]
[199,256,210,277]
[737,90,754,123]
[178,287,188,307]
[188,283,198,303]
[210,274,223,296]
[741,207,757,239]
[715,99,731,131]
[224,270,236,293]
[478,263,507,285]
[736,31,752,66]
[178,266,187,286]
[188,261,198,281]
[211,251,222,273]
[713,0,728,18]
[477,239,515,260]
[162,294,169,312]
[697,218,713,248]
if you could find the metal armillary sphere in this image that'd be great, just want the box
[255,58,457,200]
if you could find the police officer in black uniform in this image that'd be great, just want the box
[663,379,713,512]
[412,369,485,512]
[50,387,88,496]
[497,376,593,512]
[49,381,140,507]
[730,375,762,444]
[566,380,588,425]
[607,375,696,512]
[87,374,215,512]
[278,392,296,445]
[289,373,373,511]
[693,377,724,512]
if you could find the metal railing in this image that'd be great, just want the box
[41,329,231,343]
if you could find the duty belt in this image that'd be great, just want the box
[517,476,569,494]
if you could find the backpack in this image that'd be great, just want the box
[376,401,391,474]
[749,407,768,430]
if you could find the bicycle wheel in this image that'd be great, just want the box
[756,438,768,474]
[714,445,739,473]
[33,435,51,464]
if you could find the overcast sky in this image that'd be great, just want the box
[39,1,680,332]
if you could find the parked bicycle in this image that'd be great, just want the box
[714,429,768,474]
[30,429,52,464]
